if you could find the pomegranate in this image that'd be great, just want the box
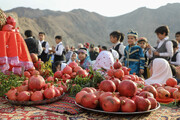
[17,84,28,92]
[158,89,171,99]
[147,97,157,109]
[135,97,151,111]
[57,82,67,92]
[71,72,77,78]
[56,87,64,94]
[99,92,113,106]
[31,91,44,101]
[90,87,97,92]
[139,91,154,98]
[5,87,17,100]
[47,76,54,82]
[94,91,104,99]
[129,74,136,81]
[73,66,82,72]
[63,65,72,75]
[173,87,180,100]
[81,87,94,93]
[24,71,31,78]
[122,75,131,81]
[17,91,31,101]
[34,59,43,70]
[77,69,88,78]
[143,85,158,98]
[54,71,62,79]
[22,80,29,85]
[30,53,38,63]
[101,96,121,112]
[81,93,98,109]
[99,80,116,92]
[113,59,122,69]
[119,96,128,101]
[164,86,172,91]
[121,98,136,112]
[31,70,40,76]
[151,83,162,89]
[28,75,45,90]
[44,85,56,99]
[118,80,137,97]
[114,69,124,79]
[107,66,114,77]
[62,74,71,82]
[75,91,88,104]
[112,79,121,91]
[54,87,61,97]
[122,67,131,75]
[69,61,78,69]
[168,88,178,97]
[166,78,177,87]
[136,88,142,95]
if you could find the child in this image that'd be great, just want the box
[145,58,173,85]
[147,25,173,60]
[137,37,149,79]
[51,36,66,63]
[175,31,180,51]
[110,31,125,62]
[67,52,79,65]
[124,30,145,76]
[52,61,67,73]
[78,48,92,69]
[170,40,180,66]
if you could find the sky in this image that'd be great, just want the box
[1,0,180,17]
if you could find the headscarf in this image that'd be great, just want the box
[61,62,67,71]
[78,48,92,69]
[145,58,173,85]
[67,52,78,64]
[93,51,114,71]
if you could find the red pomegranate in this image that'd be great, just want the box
[121,98,136,112]
[75,91,88,104]
[112,78,121,91]
[71,72,77,78]
[54,87,61,97]
[113,59,122,69]
[119,96,128,101]
[30,53,38,63]
[118,80,137,97]
[135,97,151,111]
[151,83,162,89]
[166,78,177,87]
[57,82,67,92]
[99,92,113,106]
[129,74,136,81]
[158,89,171,99]
[28,75,45,90]
[24,71,31,78]
[147,97,157,109]
[22,80,29,85]
[17,91,31,101]
[44,85,56,99]
[99,80,116,92]
[6,16,16,27]
[47,76,54,82]
[114,69,124,79]
[94,91,104,99]
[136,88,142,95]
[17,84,28,92]
[81,87,94,93]
[63,65,72,75]
[168,88,178,97]
[143,85,158,98]
[54,71,62,79]
[122,75,131,81]
[31,91,44,101]
[107,67,114,77]
[122,67,131,75]
[31,70,40,76]
[69,61,78,69]
[173,87,180,100]
[164,86,173,91]
[101,96,121,112]
[62,74,71,82]
[81,93,98,109]
[34,59,44,70]
[77,69,88,78]
[5,87,17,100]
[56,87,64,94]
[139,91,154,98]
[90,87,97,92]
[73,66,82,72]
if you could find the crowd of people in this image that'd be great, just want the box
[23,25,180,85]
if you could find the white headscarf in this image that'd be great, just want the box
[93,51,114,70]
[61,63,67,71]
[67,52,78,64]
[145,58,173,85]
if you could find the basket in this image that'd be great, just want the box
[6,93,65,106]
[0,9,6,30]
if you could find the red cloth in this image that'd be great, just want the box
[0,31,33,73]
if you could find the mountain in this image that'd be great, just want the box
[5,3,180,47]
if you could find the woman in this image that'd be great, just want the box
[78,48,92,69]
[145,58,173,85]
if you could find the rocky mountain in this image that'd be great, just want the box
[5,3,180,47]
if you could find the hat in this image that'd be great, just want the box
[127,29,138,38]
[90,44,94,48]
[78,48,88,55]
[138,37,148,43]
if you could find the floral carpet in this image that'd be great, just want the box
[0,96,180,120]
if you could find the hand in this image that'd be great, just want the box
[146,44,151,49]
[42,47,46,50]
[140,69,144,74]
[153,51,159,56]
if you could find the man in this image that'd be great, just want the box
[89,44,99,61]
[24,30,42,55]
[38,32,49,62]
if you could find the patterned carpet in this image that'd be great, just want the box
[0,96,180,120]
